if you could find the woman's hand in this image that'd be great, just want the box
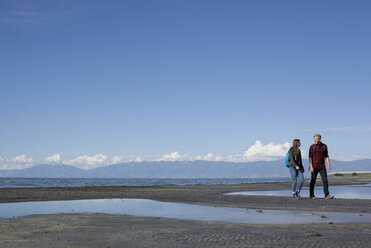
[296,166,300,170]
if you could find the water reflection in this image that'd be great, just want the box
[225,184,371,199]
[0,198,369,224]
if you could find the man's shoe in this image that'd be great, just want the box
[292,193,297,200]
[310,195,316,199]
[325,194,334,199]
[295,191,302,200]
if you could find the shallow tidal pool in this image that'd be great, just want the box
[0,198,369,224]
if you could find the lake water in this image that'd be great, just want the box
[225,184,371,199]
[0,177,292,188]
[0,198,369,224]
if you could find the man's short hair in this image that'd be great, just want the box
[313,134,322,139]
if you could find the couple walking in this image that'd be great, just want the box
[288,134,334,200]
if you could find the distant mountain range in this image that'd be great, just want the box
[1,159,370,178]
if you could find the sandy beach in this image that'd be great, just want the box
[1,178,371,247]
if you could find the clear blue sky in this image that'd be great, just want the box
[0,0,370,166]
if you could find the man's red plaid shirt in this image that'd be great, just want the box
[309,142,328,169]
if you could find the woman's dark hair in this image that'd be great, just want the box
[292,139,300,155]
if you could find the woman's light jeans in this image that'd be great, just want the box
[289,166,304,194]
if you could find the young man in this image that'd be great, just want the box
[309,134,334,199]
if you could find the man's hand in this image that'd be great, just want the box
[309,158,313,173]
[296,166,300,170]
[326,157,331,171]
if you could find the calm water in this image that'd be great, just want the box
[225,184,371,199]
[0,198,369,224]
[0,177,292,188]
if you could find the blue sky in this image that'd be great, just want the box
[0,0,370,169]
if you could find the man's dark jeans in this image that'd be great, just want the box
[310,167,330,197]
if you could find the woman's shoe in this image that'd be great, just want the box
[295,191,302,199]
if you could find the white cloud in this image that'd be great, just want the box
[0,163,34,170]
[155,151,186,161]
[45,154,61,164]
[0,154,35,170]
[241,140,290,162]
[111,156,123,164]
[0,140,312,171]
[323,125,371,132]
[128,156,143,162]
[194,153,224,161]
[153,141,290,163]
[335,155,368,161]
[10,154,34,164]
[64,153,107,169]
[225,154,243,162]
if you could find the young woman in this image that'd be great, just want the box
[289,139,304,199]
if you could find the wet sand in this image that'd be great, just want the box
[1,178,371,247]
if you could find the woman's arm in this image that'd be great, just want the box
[289,150,299,168]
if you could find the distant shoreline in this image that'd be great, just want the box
[328,172,371,178]
[0,177,292,189]
[2,176,371,188]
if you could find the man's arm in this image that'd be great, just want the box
[325,145,330,171]
[309,146,314,172]
[326,157,331,171]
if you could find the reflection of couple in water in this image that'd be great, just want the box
[288,134,334,200]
